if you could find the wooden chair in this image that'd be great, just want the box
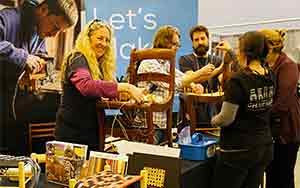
[179,53,235,135]
[97,48,176,151]
[28,122,55,153]
[179,92,223,134]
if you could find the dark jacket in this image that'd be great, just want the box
[0,6,46,152]
[55,52,118,150]
[179,53,224,126]
[0,7,46,73]
[271,52,300,143]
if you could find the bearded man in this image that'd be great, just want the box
[179,25,232,127]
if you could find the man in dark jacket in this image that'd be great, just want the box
[0,0,78,154]
[262,29,300,188]
[178,25,237,128]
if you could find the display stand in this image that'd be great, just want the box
[127,152,216,188]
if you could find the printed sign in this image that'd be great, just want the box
[85,0,198,79]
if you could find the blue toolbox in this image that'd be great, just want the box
[179,133,218,161]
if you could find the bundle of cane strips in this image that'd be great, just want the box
[0,154,41,188]
[104,100,130,143]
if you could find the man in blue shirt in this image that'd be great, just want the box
[0,0,78,154]
[179,25,238,129]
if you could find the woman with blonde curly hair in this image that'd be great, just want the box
[55,19,144,151]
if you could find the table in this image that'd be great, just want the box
[181,158,216,188]
[36,158,216,188]
[36,173,142,188]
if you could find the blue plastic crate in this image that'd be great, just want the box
[179,133,218,161]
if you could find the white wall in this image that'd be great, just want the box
[198,0,300,34]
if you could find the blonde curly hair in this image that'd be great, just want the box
[260,29,287,53]
[61,19,116,81]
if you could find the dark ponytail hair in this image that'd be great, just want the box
[239,31,269,66]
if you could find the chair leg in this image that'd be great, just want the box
[145,111,154,144]
[166,109,173,147]
[28,124,32,154]
[99,122,105,151]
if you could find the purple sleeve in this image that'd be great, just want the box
[0,41,28,70]
[0,10,28,73]
[70,68,118,98]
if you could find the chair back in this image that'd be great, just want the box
[128,48,176,112]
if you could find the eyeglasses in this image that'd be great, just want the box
[88,19,104,29]
[88,19,112,36]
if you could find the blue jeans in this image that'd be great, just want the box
[154,129,165,145]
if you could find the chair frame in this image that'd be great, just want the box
[178,56,233,134]
[28,122,55,153]
[97,48,176,151]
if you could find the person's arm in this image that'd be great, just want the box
[70,64,144,102]
[0,11,28,73]
[193,50,237,84]
[179,55,219,85]
[181,63,222,86]
[70,68,118,98]
[211,102,239,127]
[273,62,299,112]
[215,41,236,65]
[211,78,244,127]
[0,10,46,74]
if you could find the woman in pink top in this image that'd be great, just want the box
[55,19,144,151]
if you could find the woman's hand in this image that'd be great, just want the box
[216,41,231,51]
[25,54,46,74]
[118,83,145,103]
[190,83,204,94]
[128,85,145,103]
